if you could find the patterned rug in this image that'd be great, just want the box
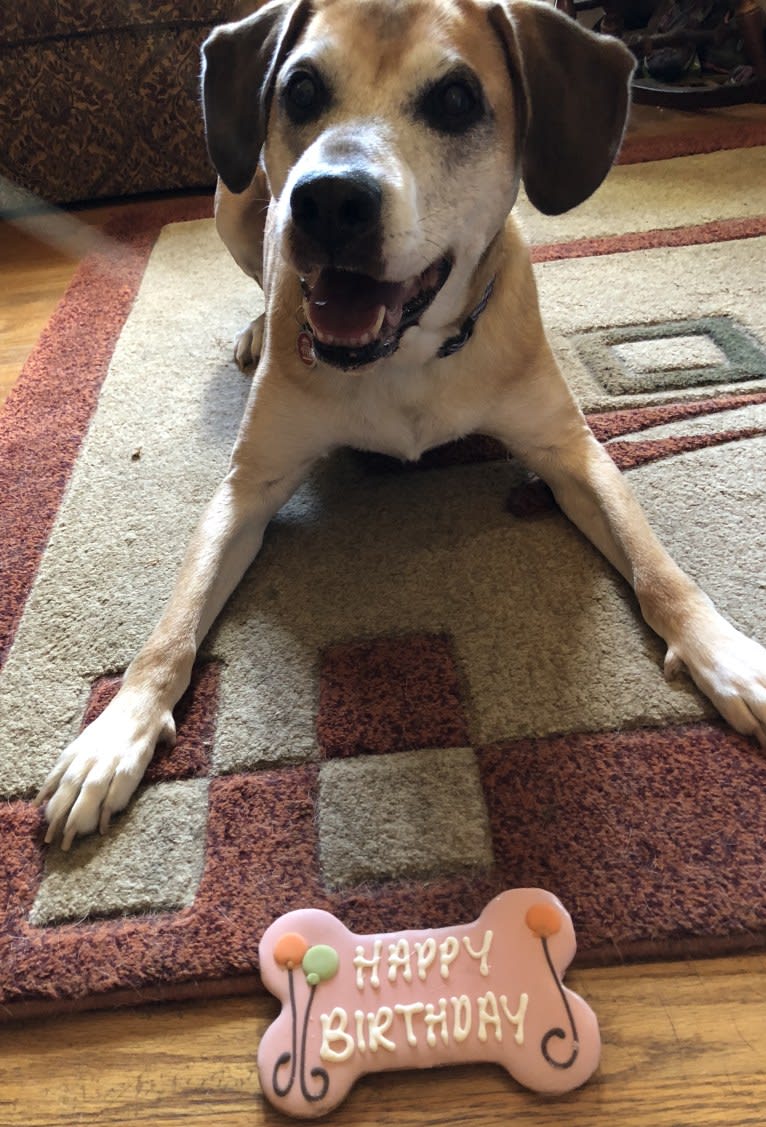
[2,138,766,1020]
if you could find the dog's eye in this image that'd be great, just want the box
[418,73,484,135]
[283,69,328,124]
[442,82,474,118]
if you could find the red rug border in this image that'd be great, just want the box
[531,215,766,263]
[618,120,766,165]
[3,922,764,1025]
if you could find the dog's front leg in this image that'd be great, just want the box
[489,344,766,747]
[36,385,324,849]
[215,175,269,372]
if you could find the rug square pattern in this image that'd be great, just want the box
[316,633,470,758]
[572,315,766,397]
[317,746,494,888]
[30,779,210,926]
[611,334,728,374]
[536,239,766,413]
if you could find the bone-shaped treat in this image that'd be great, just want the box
[257,889,600,1117]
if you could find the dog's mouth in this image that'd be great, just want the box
[300,256,452,371]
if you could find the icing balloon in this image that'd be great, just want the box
[525,903,561,940]
[302,944,340,986]
[274,932,309,970]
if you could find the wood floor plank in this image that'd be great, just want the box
[0,203,129,407]
[1,956,764,1126]
[0,226,76,407]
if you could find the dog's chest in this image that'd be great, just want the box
[338,363,483,462]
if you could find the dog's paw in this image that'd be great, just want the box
[234,313,265,372]
[34,691,176,850]
[664,615,766,748]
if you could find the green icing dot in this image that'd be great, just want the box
[302,944,339,985]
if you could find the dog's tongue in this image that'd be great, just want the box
[307,268,405,342]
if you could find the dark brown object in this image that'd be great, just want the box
[0,3,228,205]
[557,0,766,108]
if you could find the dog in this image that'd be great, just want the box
[36,0,766,850]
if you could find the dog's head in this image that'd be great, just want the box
[202,0,634,370]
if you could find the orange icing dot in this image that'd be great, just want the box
[525,903,561,939]
[274,932,309,969]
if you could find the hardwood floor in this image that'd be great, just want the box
[2,954,766,1126]
[0,222,78,409]
[2,102,766,1125]
[0,202,137,409]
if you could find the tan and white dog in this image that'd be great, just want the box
[37,0,766,849]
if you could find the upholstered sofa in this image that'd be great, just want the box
[0,2,233,205]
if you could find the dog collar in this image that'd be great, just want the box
[297,274,496,370]
[436,276,496,359]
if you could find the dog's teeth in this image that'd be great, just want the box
[308,305,386,350]
[385,305,403,329]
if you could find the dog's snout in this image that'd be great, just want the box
[290,172,382,257]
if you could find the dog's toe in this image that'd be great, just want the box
[669,617,766,749]
[35,690,171,848]
[40,751,121,850]
[663,646,685,681]
[234,314,265,372]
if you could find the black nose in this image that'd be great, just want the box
[290,172,382,257]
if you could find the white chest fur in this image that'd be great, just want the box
[326,348,488,463]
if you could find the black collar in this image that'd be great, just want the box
[436,276,496,359]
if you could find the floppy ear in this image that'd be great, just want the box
[489,0,635,216]
[201,0,311,194]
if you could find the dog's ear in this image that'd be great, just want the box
[202,0,311,193]
[489,0,635,215]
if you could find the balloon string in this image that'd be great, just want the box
[272,967,298,1096]
[300,983,330,1103]
[540,936,580,1070]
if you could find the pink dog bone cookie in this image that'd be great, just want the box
[257,888,600,1117]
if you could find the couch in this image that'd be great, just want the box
[0,2,234,206]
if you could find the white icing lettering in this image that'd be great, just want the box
[463,929,493,976]
[500,992,529,1045]
[354,940,382,989]
[438,935,460,979]
[450,994,472,1043]
[387,939,413,984]
[477,991,502,1043]
[320,991,530,1062]
[424,998,449,1048]
[394,1002,425,1047]
[414,937,436,981]
[319,1008,355,1063]
[354,1009,366,1052]
[367,1007,396,1053]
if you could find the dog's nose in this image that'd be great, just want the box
[290,172,382,256]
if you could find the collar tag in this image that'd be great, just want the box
[297,330,317,368]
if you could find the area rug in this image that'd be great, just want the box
[2,139,766,1020]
